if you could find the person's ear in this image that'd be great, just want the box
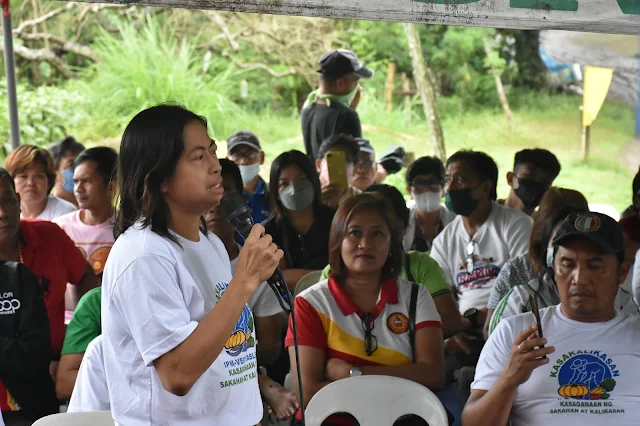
[406,186,413,199]
[618,262,631,285]
[315,159,322,174]
[507,171,516,188]
[260,151,265,166]
[107,181,116,199]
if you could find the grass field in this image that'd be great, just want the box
[211,92,637,213]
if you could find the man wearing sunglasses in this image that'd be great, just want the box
[464,212,640,426]
[500,149,561,217]
[430,151,533,324]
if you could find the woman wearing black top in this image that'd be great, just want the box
[265,150,336,291]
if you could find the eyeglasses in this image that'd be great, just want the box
[466,240,475,274]
[229,150,260,162]
[410,180,442,193]
[361,312,378,356]
[355,160,375,170]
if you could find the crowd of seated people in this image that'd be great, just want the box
[1,50,640,426]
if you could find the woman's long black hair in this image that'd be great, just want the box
[114,104,208,244]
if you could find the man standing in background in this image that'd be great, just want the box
[302,49,373,162]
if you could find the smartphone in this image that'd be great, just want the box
[529,290,546,358]
[326,151,349,191]
[404,151,416,168]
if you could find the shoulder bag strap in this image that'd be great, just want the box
[409,282,419,357]
[404,253,416,283]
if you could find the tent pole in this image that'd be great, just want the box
[2,0,20,150]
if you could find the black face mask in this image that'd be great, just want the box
[514,178,548,209]
[445,188,480,217]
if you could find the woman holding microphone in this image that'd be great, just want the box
[100,104,283,425]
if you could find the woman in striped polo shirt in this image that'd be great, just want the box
[285,193,445,426]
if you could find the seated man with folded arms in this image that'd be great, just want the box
[463,212,640,426]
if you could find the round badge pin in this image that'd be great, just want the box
[387,312,409,334]
[574,214,601,233]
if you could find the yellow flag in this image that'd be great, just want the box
[582,66,614,127]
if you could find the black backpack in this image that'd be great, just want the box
[0,261,58,420]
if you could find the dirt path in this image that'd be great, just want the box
[541,31,639,107]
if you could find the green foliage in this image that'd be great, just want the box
[78,15,244,140]
[0,80,90,153]
[600,378,616,392]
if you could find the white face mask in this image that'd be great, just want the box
[413,191,441,213]
[238,163,260,184]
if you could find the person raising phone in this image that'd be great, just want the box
[463,212,640,426]
[99,105,283,425]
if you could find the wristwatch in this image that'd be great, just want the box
[349,366,363,377]
[464,308,480,329]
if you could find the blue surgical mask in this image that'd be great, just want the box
[238,163,260,184]
[61,169,74,193]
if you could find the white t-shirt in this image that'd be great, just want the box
[101,224,262,426]
[68,335,109,412]
[430,203,533,312]
[33,195,77,220]
[229,244,282,318]
[473,305,640,426]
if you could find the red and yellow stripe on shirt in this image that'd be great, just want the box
[285,276,441,367]
[285,277,441,424]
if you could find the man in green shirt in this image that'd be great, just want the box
[56,287,101,400]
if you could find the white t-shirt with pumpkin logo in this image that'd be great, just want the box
[430,203,533,313]
[473,305,640,426]
[101,223,261,426]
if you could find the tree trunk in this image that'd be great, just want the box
[403,23,446,162]
[484,38,513,130]
[500,29,547,90]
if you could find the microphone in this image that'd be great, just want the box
[220,192,293,313]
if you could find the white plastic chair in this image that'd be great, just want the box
[294,270,322,296]
[305,376,448,426]
[32,411,114,426]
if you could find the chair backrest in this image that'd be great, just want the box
[294,270,322,296]
[32,411,114,426]
[305,376,448,426]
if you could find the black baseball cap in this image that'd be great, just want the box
[318,49,374,80]
[552,212,625,256]
[226,131,261,155]
[356,138,375,156]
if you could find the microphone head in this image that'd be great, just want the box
[220,192,254,237]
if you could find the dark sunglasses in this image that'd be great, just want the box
[361,312,378,356]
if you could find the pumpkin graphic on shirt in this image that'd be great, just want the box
[216,282,256,357]
[88,247,111,274]
[554,352,618,400]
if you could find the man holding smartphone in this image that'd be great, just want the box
[463,212,640,426]
[314,134,360,208]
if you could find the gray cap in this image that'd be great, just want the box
[226,131,261,155]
